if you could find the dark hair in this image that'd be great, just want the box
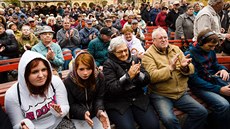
[197,29,219,46]
[162,6,168,10]
[24,58,52,96]
[74,52,96,90]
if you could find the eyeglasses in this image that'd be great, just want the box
[115,48,128,54]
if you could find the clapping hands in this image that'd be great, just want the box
[128,61,141,79]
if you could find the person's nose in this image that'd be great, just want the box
[38,71,43,77]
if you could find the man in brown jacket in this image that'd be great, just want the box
[142,27,207,129]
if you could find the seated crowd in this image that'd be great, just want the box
[0,0,230,129]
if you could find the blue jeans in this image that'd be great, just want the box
[107,104,160,129]
[192,89,230,129]
[0,56,9,60]
[168,27,175,40]
[150,92,208,129]
[62,48,81,70]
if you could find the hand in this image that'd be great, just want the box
[136,33,140,38]
[21,122,29,129]
[65,31,70,38]
[128,61,141,79]
[220,85,230,96]
[215,70,229,81]
[136,52,144,59]
[50,103,63,115]
[0,46,5,52]
[181,35,185,40]
[180,54,192,67]
[92,34,97,39]
[85,111,93,127]
[70,29,74,37]
[46,47,55,60]
[221,28,225,33]
[99,112,109,129]
[89,34,93,40]
[24,44,32,50]
[98,66,103,71]
[169,54,179,71]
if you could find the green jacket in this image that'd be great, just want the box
[88,36,109,67]
[142,44,194,100]
[15,33,39,54]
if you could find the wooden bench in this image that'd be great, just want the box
[0,50,73,73]
[0,58,20,72]
[146,26,168,33]
[145,39,194,49]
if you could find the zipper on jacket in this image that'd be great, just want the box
[85,88,90,110]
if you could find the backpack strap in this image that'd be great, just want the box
[51,83,56,94]
[17,83,22,107]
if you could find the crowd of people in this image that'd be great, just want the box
[0,0,230,129]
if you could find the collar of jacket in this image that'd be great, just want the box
[151,44,175,55]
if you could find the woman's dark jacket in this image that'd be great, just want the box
[0,32,19,58]
[103,52,150,115]
[63,72,105,120]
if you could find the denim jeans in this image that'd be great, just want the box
[62,48,81,70]
[150,92,208,129]
[107,104,160,129]
[168,27,175,40]
[192,89,230,129]
[0,55,9,60]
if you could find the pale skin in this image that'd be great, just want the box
[217,70,230,96]
[128,61,141,79]
[84,111,109,129]
[169,53,192,72]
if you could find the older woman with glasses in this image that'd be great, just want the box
[103,36,160,129]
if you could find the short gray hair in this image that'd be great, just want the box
[151,27,167,40]
[208,0,223,6]
[108,36,127,52]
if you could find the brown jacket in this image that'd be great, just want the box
[142,44,194,99]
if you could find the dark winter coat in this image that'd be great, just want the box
[103,52,150,115]
[0,32,19,58]
[63,72,105,120]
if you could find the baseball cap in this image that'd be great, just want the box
[100,27,114,36]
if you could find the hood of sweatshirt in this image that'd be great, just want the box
[18,50,52,95]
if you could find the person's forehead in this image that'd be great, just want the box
[156,31,167,37]
[22,26,30,30]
